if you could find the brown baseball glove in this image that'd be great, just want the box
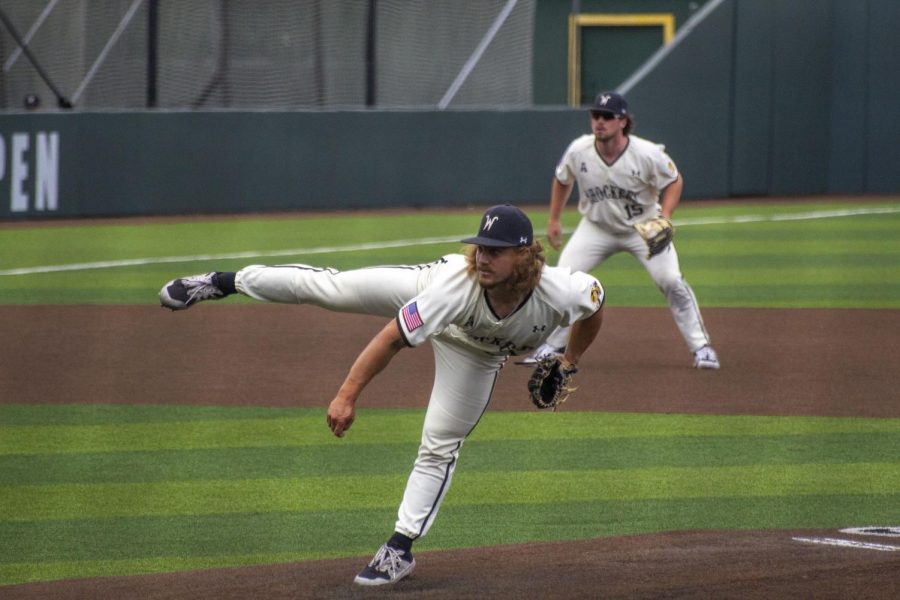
[634,216,674,258]
[527,356,578,410]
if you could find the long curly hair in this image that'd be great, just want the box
[463,240,546,296]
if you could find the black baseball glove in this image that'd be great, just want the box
[634,216,674,258]
[527,356,579,410]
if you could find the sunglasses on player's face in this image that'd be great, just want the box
[590,111,620,121]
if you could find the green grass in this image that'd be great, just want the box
[1,201,899,307]
[1,405,898,585]
[2,201,899,587]
[1,495,893,585]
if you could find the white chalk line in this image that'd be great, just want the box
[840,526,900,538]
[2,206,898,277]
[0,236,463,276]
[792,537,900,552]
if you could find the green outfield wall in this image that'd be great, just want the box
[621,0,900,198]
[0,110,591,219]
[0,0,897,219]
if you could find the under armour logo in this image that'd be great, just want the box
[581,162,587,173]
[520,237,529,244]
[532,325,547,333]
[598,94,611,106]
[483,215,499,231]
[632,169,641,177]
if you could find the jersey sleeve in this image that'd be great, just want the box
[563,271,605,325]
[647,143,679,190]
[554,138,580,185]
[396,259,470,347]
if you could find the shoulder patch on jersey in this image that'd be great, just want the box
[401,301,424,332]
[590,281,603,308]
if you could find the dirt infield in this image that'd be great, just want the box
[2,305,899,598]
[4,305,898,417]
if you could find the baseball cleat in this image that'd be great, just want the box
[693,345,720,369]
[353,544,416,586]
[515,343,565,366]
[159,272,226,310]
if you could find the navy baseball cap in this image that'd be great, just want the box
[590,91,628,116]
[461,204,533,247]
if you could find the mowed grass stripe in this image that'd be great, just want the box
[0,403,304,426]
[2,203,892,270]
[3,410,900,455]
[3,463,897,522]
[0,508,397,564]
[1,202,897,307]
[0,418,343,455]
[1,494,896,585]
[685,266,897,285]
[2,433,897,485]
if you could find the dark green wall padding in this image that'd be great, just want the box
[0,0,897,219]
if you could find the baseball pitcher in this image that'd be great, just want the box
[159,204,604,586]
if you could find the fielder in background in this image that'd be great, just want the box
[523,91,719,369]
[159,204,605,586]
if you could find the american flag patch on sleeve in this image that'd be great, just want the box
[401,301,424,331]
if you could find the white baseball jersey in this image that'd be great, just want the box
[397,254,603,357]
[556,134,679,234]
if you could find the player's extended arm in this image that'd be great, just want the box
[547,178,575,250]
[562,306,604,368]
[659,173,683,218]
[327,319,406,438]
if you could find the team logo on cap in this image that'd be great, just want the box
[598,94,611,106]
[484,215,499,231]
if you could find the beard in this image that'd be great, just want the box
[477,272,502,289]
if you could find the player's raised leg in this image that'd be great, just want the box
[161,262,435,317]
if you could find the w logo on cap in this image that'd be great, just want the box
[461,204,533,248]
[591,92,627,115]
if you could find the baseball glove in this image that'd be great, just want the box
[527,356,579,410]
[634,216,674,258]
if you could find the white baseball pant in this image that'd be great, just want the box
[235,263,503,539]
[544,218,710,352]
